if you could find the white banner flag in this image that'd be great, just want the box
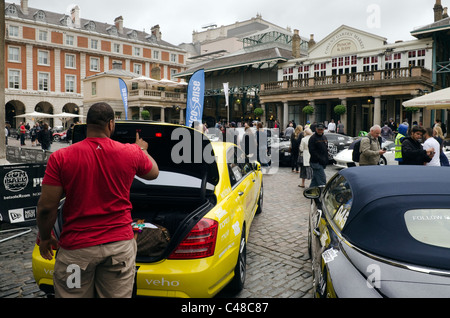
[223,83,229,107]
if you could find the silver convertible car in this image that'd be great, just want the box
[304,166,450,298]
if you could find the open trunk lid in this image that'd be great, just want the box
[73,121,220,187]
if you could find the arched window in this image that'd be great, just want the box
[85,21,96,31]
[34,10,46,22]
[5,4,18,17]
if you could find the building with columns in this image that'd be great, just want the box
[260,24,435,135]
[4,0,186,128]
[83,63,187,124]
[176,15,308,128]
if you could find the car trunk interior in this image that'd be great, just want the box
[131,184,216,263]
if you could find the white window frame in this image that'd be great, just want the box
[8,25,19,37]
[66,34,75,46]
[283,67,294,81]
[113,43,121,54]
[8,69,21,89]
[8,46,20,63]
[170,53,177,63]
[408,50,426,68]
[38,50,50,66]
[170,69,177,80]
[153,50,160,60]
[38,30,48,42]
[65,75,76,93]
[65,53,76,69]
[134,47,141,57]
[90,57,100,72]
[133,63,142,75]
[91,82,97,96]
[38,72,50,92]
[90,39,99,50]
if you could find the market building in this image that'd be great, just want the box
[260,25,434,135]
[4,0,186,128]
[176,14,308,128]
[259,1,450,134]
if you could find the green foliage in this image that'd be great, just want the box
[404,107,420,113]
[253,107,264,116]
[302,105,315,114]
[141,110,150,120]
[334,105,347,115]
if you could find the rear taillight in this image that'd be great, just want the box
[169,218,218,259]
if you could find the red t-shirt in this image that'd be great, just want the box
[42,137,153,250]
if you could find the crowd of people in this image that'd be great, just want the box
[357,119,449,168]
[284,121,330,189]
[4,121,76,151]
[285,117,450,189]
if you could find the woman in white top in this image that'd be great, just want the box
[299,128,313,188]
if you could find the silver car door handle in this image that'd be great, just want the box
[238,191,244,196]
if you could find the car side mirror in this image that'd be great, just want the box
[253,161,261,171]
[303,186,322,199]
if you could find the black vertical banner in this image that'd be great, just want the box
[1,164,47,223]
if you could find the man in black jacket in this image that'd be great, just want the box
[308,123,328,187]
[402,125,434,165]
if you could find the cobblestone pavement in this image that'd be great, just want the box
[219,165,338,298]
[0,138,340,298]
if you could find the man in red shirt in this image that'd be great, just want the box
[37,102,159,298]
[19,122,26,146]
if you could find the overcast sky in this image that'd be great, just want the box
[29,0,441,45]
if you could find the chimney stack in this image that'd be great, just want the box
[20,0,28,15]
[434,0,444,21]
[309,34,316,49]
[115,16,124,34]
[151,25,162,41]
[292,29,301,58]
[71,5,80,28]
[444,7,449,18]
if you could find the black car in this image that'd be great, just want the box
[324,133,354,161]
[304,166,450,298]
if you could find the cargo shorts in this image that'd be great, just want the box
[53,239,137,298]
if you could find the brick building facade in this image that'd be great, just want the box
[4,0,186,128]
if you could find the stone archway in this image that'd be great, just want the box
[35,102,54,127]
[60,103,82,128]
[5,100,26,128]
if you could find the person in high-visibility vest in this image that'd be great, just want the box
[395,124,408,164]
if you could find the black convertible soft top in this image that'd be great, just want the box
[339,166,450,271]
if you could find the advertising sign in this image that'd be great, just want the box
[1,164,46,223]
[119,78,129,120]
[185,69,205,128]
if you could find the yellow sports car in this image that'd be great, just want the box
[32,122,263,298]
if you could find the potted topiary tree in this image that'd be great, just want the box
[334,105,347,115]
[302,105,315,115]
[141,110,150,120]
[253,107,264,117]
